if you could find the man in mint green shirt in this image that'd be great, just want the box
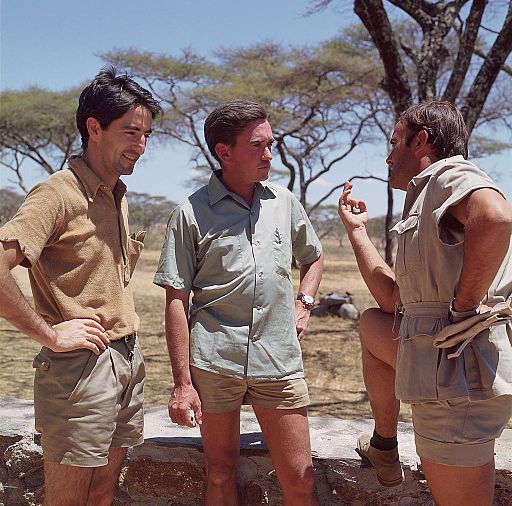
[155,99,323,505]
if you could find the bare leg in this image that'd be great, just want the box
[43,462,94,506]
[421,458,495,506]
[200,409,241,506]
[359,308,400,437]
[86,447,128,506]
[254,406,319,506]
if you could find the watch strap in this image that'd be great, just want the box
[449,298,479,319]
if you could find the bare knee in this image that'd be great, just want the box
[280,463,316,497]
[360,307,386,337]
[207,459,238,487]
[86,483,117,506]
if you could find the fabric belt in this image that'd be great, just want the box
[111,332,137,343]
[402,301,449,318]
[401,298,512,360]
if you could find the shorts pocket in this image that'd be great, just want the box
[43,348,97,402]
[462,397,512,440]
[396,334,439,400]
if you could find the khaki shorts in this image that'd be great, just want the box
[411,395,512,467]
[191,366,310,412]
[33,335,145,467]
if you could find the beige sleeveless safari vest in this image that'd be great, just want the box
[391,156,512,402]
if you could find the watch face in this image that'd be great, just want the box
[301,295,315,305]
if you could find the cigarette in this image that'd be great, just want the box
[189,409,197,427]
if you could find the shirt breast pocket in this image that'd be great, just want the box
[392,213,422,275]
[204,236,244,278]
[272,227,292,277]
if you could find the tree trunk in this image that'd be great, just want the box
[384,170,394,266]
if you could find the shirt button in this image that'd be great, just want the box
[258,272,263,278]
[255,305,263,311]
[254,240,260,246]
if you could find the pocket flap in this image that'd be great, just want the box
[390,213,419,235]
[32,355,50,370]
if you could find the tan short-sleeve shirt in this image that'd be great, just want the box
[391,156,512,401]
[154,171,323,380]
[0,156,143,340]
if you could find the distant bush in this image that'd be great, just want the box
[0,188,24,225]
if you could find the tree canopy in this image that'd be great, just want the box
[309,0,512,262]
[0,87,81,192]
[103,36,388,211]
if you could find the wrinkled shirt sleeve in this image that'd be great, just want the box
[290,195,322,265]
[0,183,64,267]
[153,203,197,292]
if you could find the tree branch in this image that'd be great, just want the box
[443,0,487,102]
[354,0,413,118]
[462,1,512,133]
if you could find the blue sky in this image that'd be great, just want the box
[1,0,511,216]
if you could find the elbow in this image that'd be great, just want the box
[471,201,512,239]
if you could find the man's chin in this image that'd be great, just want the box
[258,168,270,180]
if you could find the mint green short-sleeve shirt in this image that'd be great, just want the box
[154,171,322,380]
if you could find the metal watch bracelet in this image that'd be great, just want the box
[449,298,479,319]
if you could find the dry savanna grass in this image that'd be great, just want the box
[0,241,412,423]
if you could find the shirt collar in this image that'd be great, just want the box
[410,155,466,187]
[67,155,127,202]
[207,169,276,206]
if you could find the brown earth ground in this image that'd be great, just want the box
[1,240,417,423]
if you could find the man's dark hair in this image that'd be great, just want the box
[204,99,268,164]
[401,101,469,159]
[76,66,161,149]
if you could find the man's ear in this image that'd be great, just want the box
[415,129,429,151]
[86,117,102,142]
[215,143,231,162]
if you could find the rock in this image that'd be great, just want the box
[1,397,511,505]
[338,303,360,320]
[310,305,330,317]
[121,452,205,501]
[4,439,43,479]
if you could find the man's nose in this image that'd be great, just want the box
[133,136,146,155]
[262,147,272,160]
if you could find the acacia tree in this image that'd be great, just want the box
[104,38,388,212]
[126,192,177,231]
[0,88,81,192]
[310,0,512,263]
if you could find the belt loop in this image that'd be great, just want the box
[124,333,136,362]
[392,301,404,333]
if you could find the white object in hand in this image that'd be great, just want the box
[189,409,197,427]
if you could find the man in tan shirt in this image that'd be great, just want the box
[0,67,160,505]
[338,101,512,505]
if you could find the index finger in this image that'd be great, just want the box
[81,319,107,333]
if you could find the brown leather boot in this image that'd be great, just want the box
[355,434,404,487]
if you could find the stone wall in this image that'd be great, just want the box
[1,397,511,505]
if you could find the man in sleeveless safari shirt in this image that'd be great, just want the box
[0,68,160,505]
[338,101,512,505]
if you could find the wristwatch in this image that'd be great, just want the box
[449,298,479,320]
[297,293,315,310]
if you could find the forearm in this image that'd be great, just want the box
[0,259,57,348]
[347,227,399,313]
[164,290,192,387]
[455,217,512,310]
[298,252,324,296]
